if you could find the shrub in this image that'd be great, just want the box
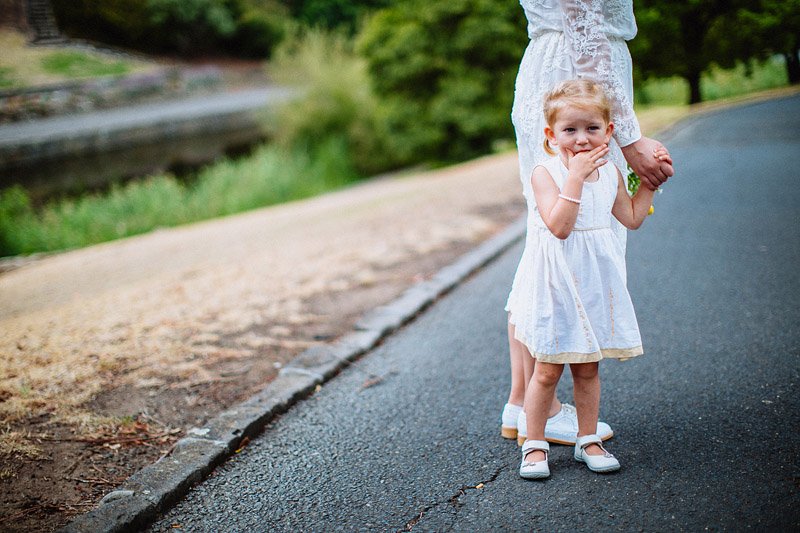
[357,0,526,165]
[229,9,286,58]
[268,29,393,175]
[283,0,391,32]
[51,0,290,58]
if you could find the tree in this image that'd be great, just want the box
[631,0,737,104]
[50,0,288,57]
[710,1,800,84]
[281,0,390,32]
[357,0,526,164]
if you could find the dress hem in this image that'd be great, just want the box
[533,346,643,364]
[508,311,643,364]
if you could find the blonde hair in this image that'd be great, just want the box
[542,79,612,156]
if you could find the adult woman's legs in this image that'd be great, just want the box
[503,323,562,440]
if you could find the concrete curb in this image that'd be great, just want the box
[59,216,526,533]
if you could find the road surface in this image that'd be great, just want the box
[148,95,800,531]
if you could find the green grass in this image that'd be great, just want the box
[0,67,14,88]
[40,51,131,79]
[0,138,358,257]
[636,56,788,106]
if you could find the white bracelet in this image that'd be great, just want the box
[558,193,581,205]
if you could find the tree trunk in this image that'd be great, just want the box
[786,51,800,85]
[687,69,702,104]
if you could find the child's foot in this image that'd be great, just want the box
[574,434,620,473]
[519,440,550,479]
[501,403,522,439]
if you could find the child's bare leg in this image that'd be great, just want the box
[570,362,604,456]
[524,362,564,461]
[508,322,561,417]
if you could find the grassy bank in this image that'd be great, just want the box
[0,29,153,89]
[0,139,356,256]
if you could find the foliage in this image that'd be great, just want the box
[0,140,357,257]
[280,0,390,32]
[634,56,788,105]
[357,0,526,165]
[40,51,130,78]
[707,0,800,84]
[0,67,14,88]
[230,6,287,58]
[268,29,392,175]
[146,0,237,53]
[630,0,739,104]
[51,0,289,57]
[630,0,799,102]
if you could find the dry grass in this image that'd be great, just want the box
[0,427,42,462]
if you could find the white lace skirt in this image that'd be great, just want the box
[510,30,636,194]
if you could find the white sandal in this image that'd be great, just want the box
[519,439,550,479]
[574,434,620,473]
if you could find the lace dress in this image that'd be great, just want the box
[507,156,643,363]
[506,0,643,357]
[511,0,641,193]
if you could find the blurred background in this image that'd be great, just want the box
[0,0,797,259]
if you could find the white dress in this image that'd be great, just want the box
[506,0,644,360]
[511,0,642,194]
[507,156,643,363]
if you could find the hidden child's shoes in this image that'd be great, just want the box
[519,439,550,479]
[574,434,621,473]
[515,403,614,446]
[501,402,523,440]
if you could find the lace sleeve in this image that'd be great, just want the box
[559,0,641,146]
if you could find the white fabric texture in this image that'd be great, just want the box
[506,156,643,364]
[507,0,646,359]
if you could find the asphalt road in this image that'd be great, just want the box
[148,95,800,531]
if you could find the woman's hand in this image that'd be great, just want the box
[565,144,610,182]
[621,136,674,190]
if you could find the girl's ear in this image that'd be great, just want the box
[544,126,557,145]
[604,122,614,143]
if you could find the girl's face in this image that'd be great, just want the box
[545,106,613,159]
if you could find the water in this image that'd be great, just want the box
[1,125,265,204]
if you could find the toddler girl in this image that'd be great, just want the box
[511,79,666,479]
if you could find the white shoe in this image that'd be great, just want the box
[516,404,614,446]
[500,403,522,439]
[519,439,550,479]
[574,434,620,473]
[516,410,527,446]
[545,404,614,445]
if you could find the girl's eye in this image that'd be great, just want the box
[564,128,575,133]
